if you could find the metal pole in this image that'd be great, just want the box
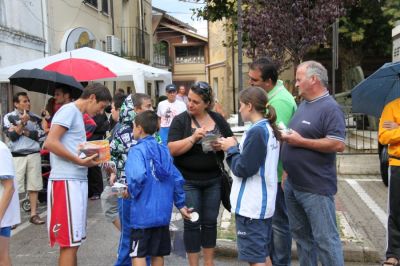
[332,19,339,97]
[237,0,244,126]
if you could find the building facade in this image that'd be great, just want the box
[207,20,294,116]
[0,0,154,124]
[153,7,208,96]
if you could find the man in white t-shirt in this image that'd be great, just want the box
[44,83,112,266]
[157,84,187,145]
[0,140,21,266]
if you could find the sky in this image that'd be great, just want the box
[152,0,207,37]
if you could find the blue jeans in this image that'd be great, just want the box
[183,177,221,253]
[270,182,292,266]
[284,181,344,266]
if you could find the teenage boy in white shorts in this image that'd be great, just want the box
[44,83,112,266]
[0,140,21,266]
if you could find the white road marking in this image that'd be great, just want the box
[11,211,47,237]
[341,178,382,182]
[345,179,387,228]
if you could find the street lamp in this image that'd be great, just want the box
[182,35,188,44]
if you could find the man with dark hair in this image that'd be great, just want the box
[44,83,112,265]
[249,58,297,265]
[109,93,127,133]
[3,91,46,225]
[54,86,73,105]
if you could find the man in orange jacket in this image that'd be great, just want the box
[379,98,400,266]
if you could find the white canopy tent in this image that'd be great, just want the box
[0,47,172,93]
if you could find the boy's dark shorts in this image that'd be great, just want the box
[235,214,272,263]
[130,225,171,258]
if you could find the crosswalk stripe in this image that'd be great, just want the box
[345,179,387,228]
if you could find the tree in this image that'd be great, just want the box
[189,0,347,72]
[242,0,347,71]
[338,0,400,72]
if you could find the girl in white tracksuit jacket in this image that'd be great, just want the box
[219,86,281,265]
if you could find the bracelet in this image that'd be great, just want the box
[188,137,194,144]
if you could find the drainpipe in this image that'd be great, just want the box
[207,20,210,85]
[111,0,116,94]
[231,28,236,113]
[139,0,145,59]
[41,0,49,56]
[111,0,115,35]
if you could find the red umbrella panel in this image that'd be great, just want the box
[43,58,117,81]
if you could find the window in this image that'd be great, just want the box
[175,46,204,64]
[154,41,169,66]
[102,0,109,14]
[213,77,218,97]
[85,0,98,8]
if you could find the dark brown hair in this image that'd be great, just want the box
[134,110,159,135]
[239,86,281,140]
[190,81,214,111]
[80,83,112,102]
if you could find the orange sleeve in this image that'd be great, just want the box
[379,100,400,145]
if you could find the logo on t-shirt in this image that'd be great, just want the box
[301,120,311,125]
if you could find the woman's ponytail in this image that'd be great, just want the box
[265,103,281,141]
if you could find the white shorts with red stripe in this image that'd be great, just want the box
[47,180,88,247]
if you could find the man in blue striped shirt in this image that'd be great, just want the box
[281,61,345,266]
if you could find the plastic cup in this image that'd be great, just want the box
[190,211,199,222]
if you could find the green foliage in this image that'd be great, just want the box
[339,0,400,63]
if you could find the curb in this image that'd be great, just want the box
[216,238,381,263]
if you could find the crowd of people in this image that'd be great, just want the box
[5,58,393,266]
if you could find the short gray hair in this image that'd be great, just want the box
[299,61,328,87]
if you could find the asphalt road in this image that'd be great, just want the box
[9,174,388,266]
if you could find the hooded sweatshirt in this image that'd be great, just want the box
[110,95,137,184]
[125,135,185,229]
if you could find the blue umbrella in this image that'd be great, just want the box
[351,62,400,117]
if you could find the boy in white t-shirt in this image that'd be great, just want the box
[44,83,112,266]
[157,84,187,145]
[0,140,21,266]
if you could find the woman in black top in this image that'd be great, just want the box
[168,82,233,266]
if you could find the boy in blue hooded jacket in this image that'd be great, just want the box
[125,110,191,266]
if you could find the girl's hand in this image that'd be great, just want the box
[211,141,222,151]
[219,137,237,152]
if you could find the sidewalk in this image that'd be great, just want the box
[215,190,381,263]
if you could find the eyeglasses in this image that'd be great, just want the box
[194,81,212,95]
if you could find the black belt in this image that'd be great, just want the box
[12,151,40,157]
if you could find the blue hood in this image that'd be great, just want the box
[125,136,185,229]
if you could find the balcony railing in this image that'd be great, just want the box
[153,54,170,67]
[175,56,205,64]
[119,27,150,63]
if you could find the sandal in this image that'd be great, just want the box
[29,214,45,225]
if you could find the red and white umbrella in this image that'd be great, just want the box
[43,58,117,81]
[0,47,172,93]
